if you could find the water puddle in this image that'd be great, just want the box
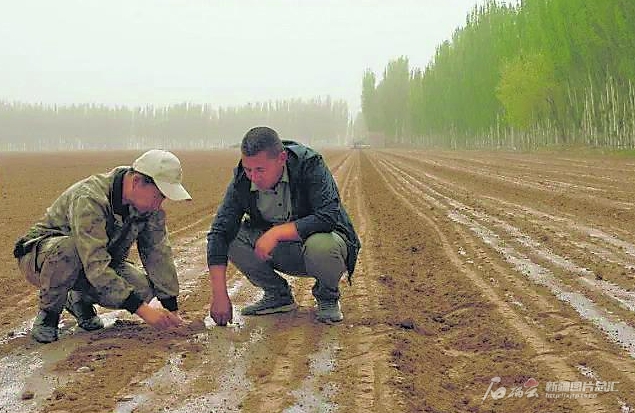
[485,213,635,313]
[114,353,188,413]
[164,323,262,413]
[113,268,257,412]
[0,332,84,413]
[449,211,635,358]
[0,353,45,413]
[381,160,635,356]
[283,332,341,413]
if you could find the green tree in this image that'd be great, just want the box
[361,69,380,133]
[496,53,556,130]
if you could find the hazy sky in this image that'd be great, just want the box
[0,0,487,113]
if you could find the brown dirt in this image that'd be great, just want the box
[0,148,634,412]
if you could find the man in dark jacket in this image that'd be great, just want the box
[207,126,360,325]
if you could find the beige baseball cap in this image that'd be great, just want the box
[132,149,192,201]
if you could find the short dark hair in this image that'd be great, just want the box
[241,126,284,157]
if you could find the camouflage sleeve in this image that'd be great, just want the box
[137,209,179,303]
[69,195,136,308]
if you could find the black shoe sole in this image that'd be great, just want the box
[241,302,298,316]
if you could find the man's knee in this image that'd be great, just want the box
[25,236,83,311]
[18,251,40,287]
[228,236,257,270]
[303,233,346,261]
[38,237,83,288]
[114,262,153,303]
[303,233,348,290]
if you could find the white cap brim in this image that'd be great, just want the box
[155,181,192,201]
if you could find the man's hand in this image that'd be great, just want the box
[254,229,279,261]
[254,223,300,261]
[136,303,182,329]
[209,264,232,326]
[210,292,233,326]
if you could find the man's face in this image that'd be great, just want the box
[241,150,287,190]
[131,176,165,213]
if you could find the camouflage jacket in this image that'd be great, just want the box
[14,166,179,311]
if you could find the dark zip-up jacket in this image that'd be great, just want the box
[207,141,360,278]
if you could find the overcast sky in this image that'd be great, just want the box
[0,0,487,113]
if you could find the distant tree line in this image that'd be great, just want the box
[0,97,350,151]
[361,0,635,149]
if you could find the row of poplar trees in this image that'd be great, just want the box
[0,97,350,151]
[362,0,635,149]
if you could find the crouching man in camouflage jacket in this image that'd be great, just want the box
[13,150,192,343]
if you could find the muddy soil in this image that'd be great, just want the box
[0,148,634,412]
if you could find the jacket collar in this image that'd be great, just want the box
[112,168,130,219]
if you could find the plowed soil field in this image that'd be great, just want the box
[1,148,634,413]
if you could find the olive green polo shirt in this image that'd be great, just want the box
[251,165,292,224]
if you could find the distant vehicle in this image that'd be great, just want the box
[352,141,371,149]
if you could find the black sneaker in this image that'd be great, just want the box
[32,310,60,343]
[316,299,343,323]
[65,291,104,331]
[241,291,297,316]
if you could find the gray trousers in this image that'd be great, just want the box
[18,235,154,313]
[228,224,348,301]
